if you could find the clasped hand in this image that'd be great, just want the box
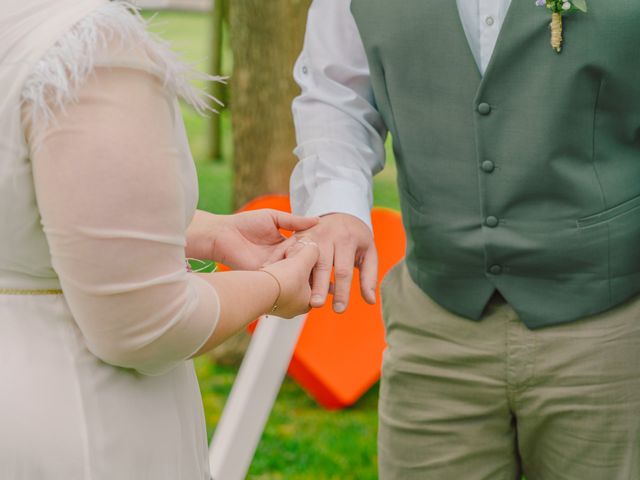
[186,209,378,315]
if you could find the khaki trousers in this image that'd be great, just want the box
[378,262,640,480]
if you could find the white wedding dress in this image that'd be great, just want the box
[0,1,223,478]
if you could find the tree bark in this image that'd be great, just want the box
[228,0,311,209]
[208,0,225,162]
[209,0,310,365]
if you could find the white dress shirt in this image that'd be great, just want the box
[290,0,512,229]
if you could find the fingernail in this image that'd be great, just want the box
[334,302,345,313]
[311,295,323,305]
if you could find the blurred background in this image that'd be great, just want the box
[139,1,400,478]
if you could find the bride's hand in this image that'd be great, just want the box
[186,209,319,270]
[260,238,320,318]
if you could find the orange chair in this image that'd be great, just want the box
[233,195,406,409]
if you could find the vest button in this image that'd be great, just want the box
[489,264,503,275]
[481,160,495,173]
[485,216,499,228]
[477,102,492,115]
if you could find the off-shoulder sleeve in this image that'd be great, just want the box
[23,3,223,376]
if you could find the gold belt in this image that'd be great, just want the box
[0,288,63,295]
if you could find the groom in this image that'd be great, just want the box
[289,1,640,478]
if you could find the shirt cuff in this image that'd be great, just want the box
[300,179,373,231]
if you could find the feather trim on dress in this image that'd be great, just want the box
[21,1,224,133]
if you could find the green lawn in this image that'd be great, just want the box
[144,9,399,479]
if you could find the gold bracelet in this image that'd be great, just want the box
[259,269,281,315]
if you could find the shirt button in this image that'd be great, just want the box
[481,160,495,173]
[485,16,495,26]
[302,65,309,74]
[485,216,499,228]
[477,102,492,115]
[489,264,503,275]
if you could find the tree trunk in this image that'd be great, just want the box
[228,0,311,209]
[209,0,310,365]
[208,0,225,162]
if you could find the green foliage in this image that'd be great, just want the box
[187,258,217,273]
[572,0,588,12]
[540,0,588,14]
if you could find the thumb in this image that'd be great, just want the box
[276,212,320,232]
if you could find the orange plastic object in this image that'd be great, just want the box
[238,194,293,217]
[238,195,406,409]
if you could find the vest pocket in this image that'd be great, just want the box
[577,194,640,228]
[399,187,428,221]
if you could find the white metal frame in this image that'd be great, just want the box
[208,314,306,480]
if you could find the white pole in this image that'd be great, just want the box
[208,314,306,480]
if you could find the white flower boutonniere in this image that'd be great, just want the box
[535,0,588,53]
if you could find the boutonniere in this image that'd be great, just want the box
[535,0,588,53]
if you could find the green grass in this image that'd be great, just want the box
[195,359,379,479]
[144,9,398,478]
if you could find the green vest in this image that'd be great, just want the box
[350,0,640,328]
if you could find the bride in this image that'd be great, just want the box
[0,0,319,478]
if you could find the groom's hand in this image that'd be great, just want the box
[295,213,378,313]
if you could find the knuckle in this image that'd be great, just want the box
[336,232,353,244]
[334,267,353,280]
[314,262,332,272]
[311,278,330,290]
